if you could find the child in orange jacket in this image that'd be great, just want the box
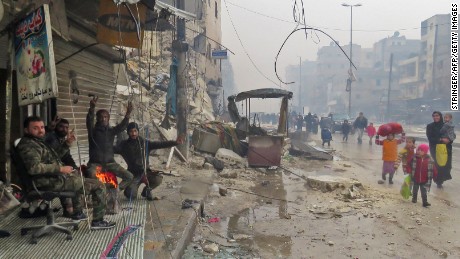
[376,132,406,184]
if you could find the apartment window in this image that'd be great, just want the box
[215,1,218,18]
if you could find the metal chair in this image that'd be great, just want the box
[11,140,79,244]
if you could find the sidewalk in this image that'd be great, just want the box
[144,165,214,259]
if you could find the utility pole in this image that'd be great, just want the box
[299,56,302,114]
[174,0,189,159]
[386,53,393,121]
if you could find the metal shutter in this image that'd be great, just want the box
[53,38,120,166]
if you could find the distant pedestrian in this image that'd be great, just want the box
[353,112,368,144]
[312,114,319,134]
[342,120,351,142]
[304,112,313,133]
[321,127,332,147]
[376,132,406,184]
[367,123,376,145]
[296,115,304,132]
[410,144,435,207]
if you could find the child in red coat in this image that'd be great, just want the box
[410,144,436,207]
[367,123,376,145]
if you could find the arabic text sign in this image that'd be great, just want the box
[14,4,58,106]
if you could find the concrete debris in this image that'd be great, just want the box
[219,170,238,179]
[219,187,228,196]
[290,141,333,160]
[216,148,244,165]
[203,162,214,170]
[192,129,222,154]
[232,234,251,240]
[307,175,362,193]
[203,243,219,254]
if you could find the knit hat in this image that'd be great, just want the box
[417,144,429,154]
[127,122,139,133]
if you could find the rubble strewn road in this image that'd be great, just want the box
[182,132,460,258]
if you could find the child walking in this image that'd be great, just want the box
[321,127,332,147]
[395,137,416,174]
[396,137,416,191]
[342,120,351,142]
[376,132,406,184]
[411,144,435,207]
[367,123,376,145]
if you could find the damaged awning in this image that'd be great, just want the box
[230,88,293,102]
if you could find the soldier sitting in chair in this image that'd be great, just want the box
[16,116,115,229]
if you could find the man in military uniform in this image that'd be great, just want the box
[115,122,183,200]
[45,117,77,216]
[16,116,115,229]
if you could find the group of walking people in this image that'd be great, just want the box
[374,111,455,207]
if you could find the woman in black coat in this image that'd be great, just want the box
[426,111,452,188]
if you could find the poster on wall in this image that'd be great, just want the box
[14,4,58,106]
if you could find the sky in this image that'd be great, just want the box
[220,0,452,113]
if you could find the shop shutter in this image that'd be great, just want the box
[53,38,121,166]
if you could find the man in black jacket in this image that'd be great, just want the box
[116,122,182,200]
[86,96,133,191]
[353,112,368,144]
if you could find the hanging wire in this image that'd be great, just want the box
[275,27,358,84]
[222,0,284,87]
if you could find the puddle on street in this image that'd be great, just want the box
[212,163,326,258]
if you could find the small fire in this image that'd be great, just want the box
[95,166,118,188]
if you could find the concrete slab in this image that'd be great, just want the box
[306,175,362,192]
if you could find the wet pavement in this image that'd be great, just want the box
[183,132,460,258]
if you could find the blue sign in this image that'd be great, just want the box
[211,49,228,59]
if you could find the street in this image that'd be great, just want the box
[184,132,460,258]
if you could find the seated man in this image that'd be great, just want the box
[115,122,183,200]
[86,96,133,191]
[45,116,78,216]
[45,116,78,169]
[16,116,115,229]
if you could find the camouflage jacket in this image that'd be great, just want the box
[16,135,68,187]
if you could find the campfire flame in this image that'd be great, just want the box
[95,166,118,188]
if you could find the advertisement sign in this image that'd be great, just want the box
[97,0,146,48]
[14,4,58,106]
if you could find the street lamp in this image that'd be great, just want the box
[342,3,362,117]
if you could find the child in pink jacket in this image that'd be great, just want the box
[367,123,376,145]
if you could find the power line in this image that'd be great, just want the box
[226,1,450,33]
[222,0,284,87]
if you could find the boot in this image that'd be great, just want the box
[141,187,154,201]
[412,184,419,203]
[389,174,394,184]
[421,185,430,207]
